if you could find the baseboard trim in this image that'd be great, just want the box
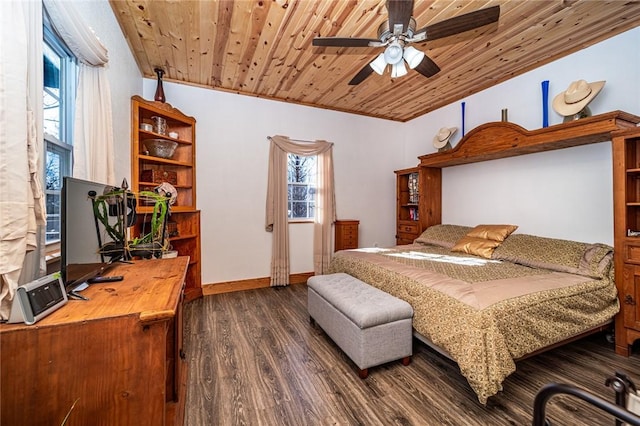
[203,272,314,295]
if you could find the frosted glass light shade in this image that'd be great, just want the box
[403,46,425,69]
[391,61,407,78]
[383,41,404,65]
[370,53,387,75]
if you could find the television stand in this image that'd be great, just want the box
[0,257,189,425]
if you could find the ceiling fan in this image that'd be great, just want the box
[312,0,500,85]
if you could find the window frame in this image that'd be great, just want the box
[43,13,77,251]
[287,153,317,223]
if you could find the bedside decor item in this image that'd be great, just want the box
[140,122,153,132]
[501,108,508,122]
[154,67,166,102]
[541,80,550,127]
[168,131,179,139]
[552,79,605,122]
[433,127,457,152]
[144,138,177,159]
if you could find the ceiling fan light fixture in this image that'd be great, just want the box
[384,41,404,65]
[391,61,408,78]
[403,46,425,69]
[370,53,387,75]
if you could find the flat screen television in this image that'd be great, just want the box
[61,177,132,287]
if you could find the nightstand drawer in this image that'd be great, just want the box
[625,242,640,263]
[396,237,415,245]
[397,223,419,235]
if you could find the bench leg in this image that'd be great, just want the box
[358,368,369,379]
[401,356,411,366]
[309,316,315,326]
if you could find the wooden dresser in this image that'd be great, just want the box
[335,220,359,251]
[0,257,189,426]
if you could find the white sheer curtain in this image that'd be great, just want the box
[265,135,336,286]
[0,1,46,320]
[43,0,115,185]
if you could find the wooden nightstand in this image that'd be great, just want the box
[335,220,359,251]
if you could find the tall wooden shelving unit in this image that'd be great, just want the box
[394,166,441,245]
[131,95,202,302]
[612,127,640,356]
[395,167,421,245]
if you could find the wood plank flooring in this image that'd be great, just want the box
[184,284,640,425]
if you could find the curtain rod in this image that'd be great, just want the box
[267,135,317,144]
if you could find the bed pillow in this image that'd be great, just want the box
[414,224,473,249]
[492,233,613,279]
[466,224,518,242]
[451,236,502,259]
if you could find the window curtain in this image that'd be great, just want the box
[43,0,115,185]
[265,135,336,286]
[0,1,46,320]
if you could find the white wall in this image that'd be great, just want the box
[139,27,639,285]
[74,0,142,183]
[404,27,640,245]
[66,1,627,284]
[142,81,404,283]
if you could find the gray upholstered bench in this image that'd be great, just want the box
[307,272,413,378]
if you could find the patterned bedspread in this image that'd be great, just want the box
[328,244,619,404]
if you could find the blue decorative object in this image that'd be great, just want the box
[541,80,550,128]
[461,101,466,137]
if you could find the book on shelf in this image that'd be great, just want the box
[409,207,419,221]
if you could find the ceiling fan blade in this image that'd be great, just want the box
[313,37,381,48]
[386,0,414,34]
[348,64,375,85]
[413,55,440,78]
[414,5,500,42]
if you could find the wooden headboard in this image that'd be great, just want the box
[415,111,640,231]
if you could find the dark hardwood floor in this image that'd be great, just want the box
[184,284,640,425]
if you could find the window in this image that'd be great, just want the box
[43,16,77,244]
[287,154,317,221]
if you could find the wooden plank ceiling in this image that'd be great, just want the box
[109,0,640,122]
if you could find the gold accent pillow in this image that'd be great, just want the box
[451,236,502,259]
[466,224,518,242]
[414,224,473,249]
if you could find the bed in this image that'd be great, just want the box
[328,224,619,404]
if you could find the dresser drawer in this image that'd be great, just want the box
[340,225,358,236]
[397,223,419,235]
[625,242,640,263]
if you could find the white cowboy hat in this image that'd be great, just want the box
[552,79,605,116]
[433,127,458,149]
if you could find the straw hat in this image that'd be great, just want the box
[433,127,457,149]
[552,79,605,116]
